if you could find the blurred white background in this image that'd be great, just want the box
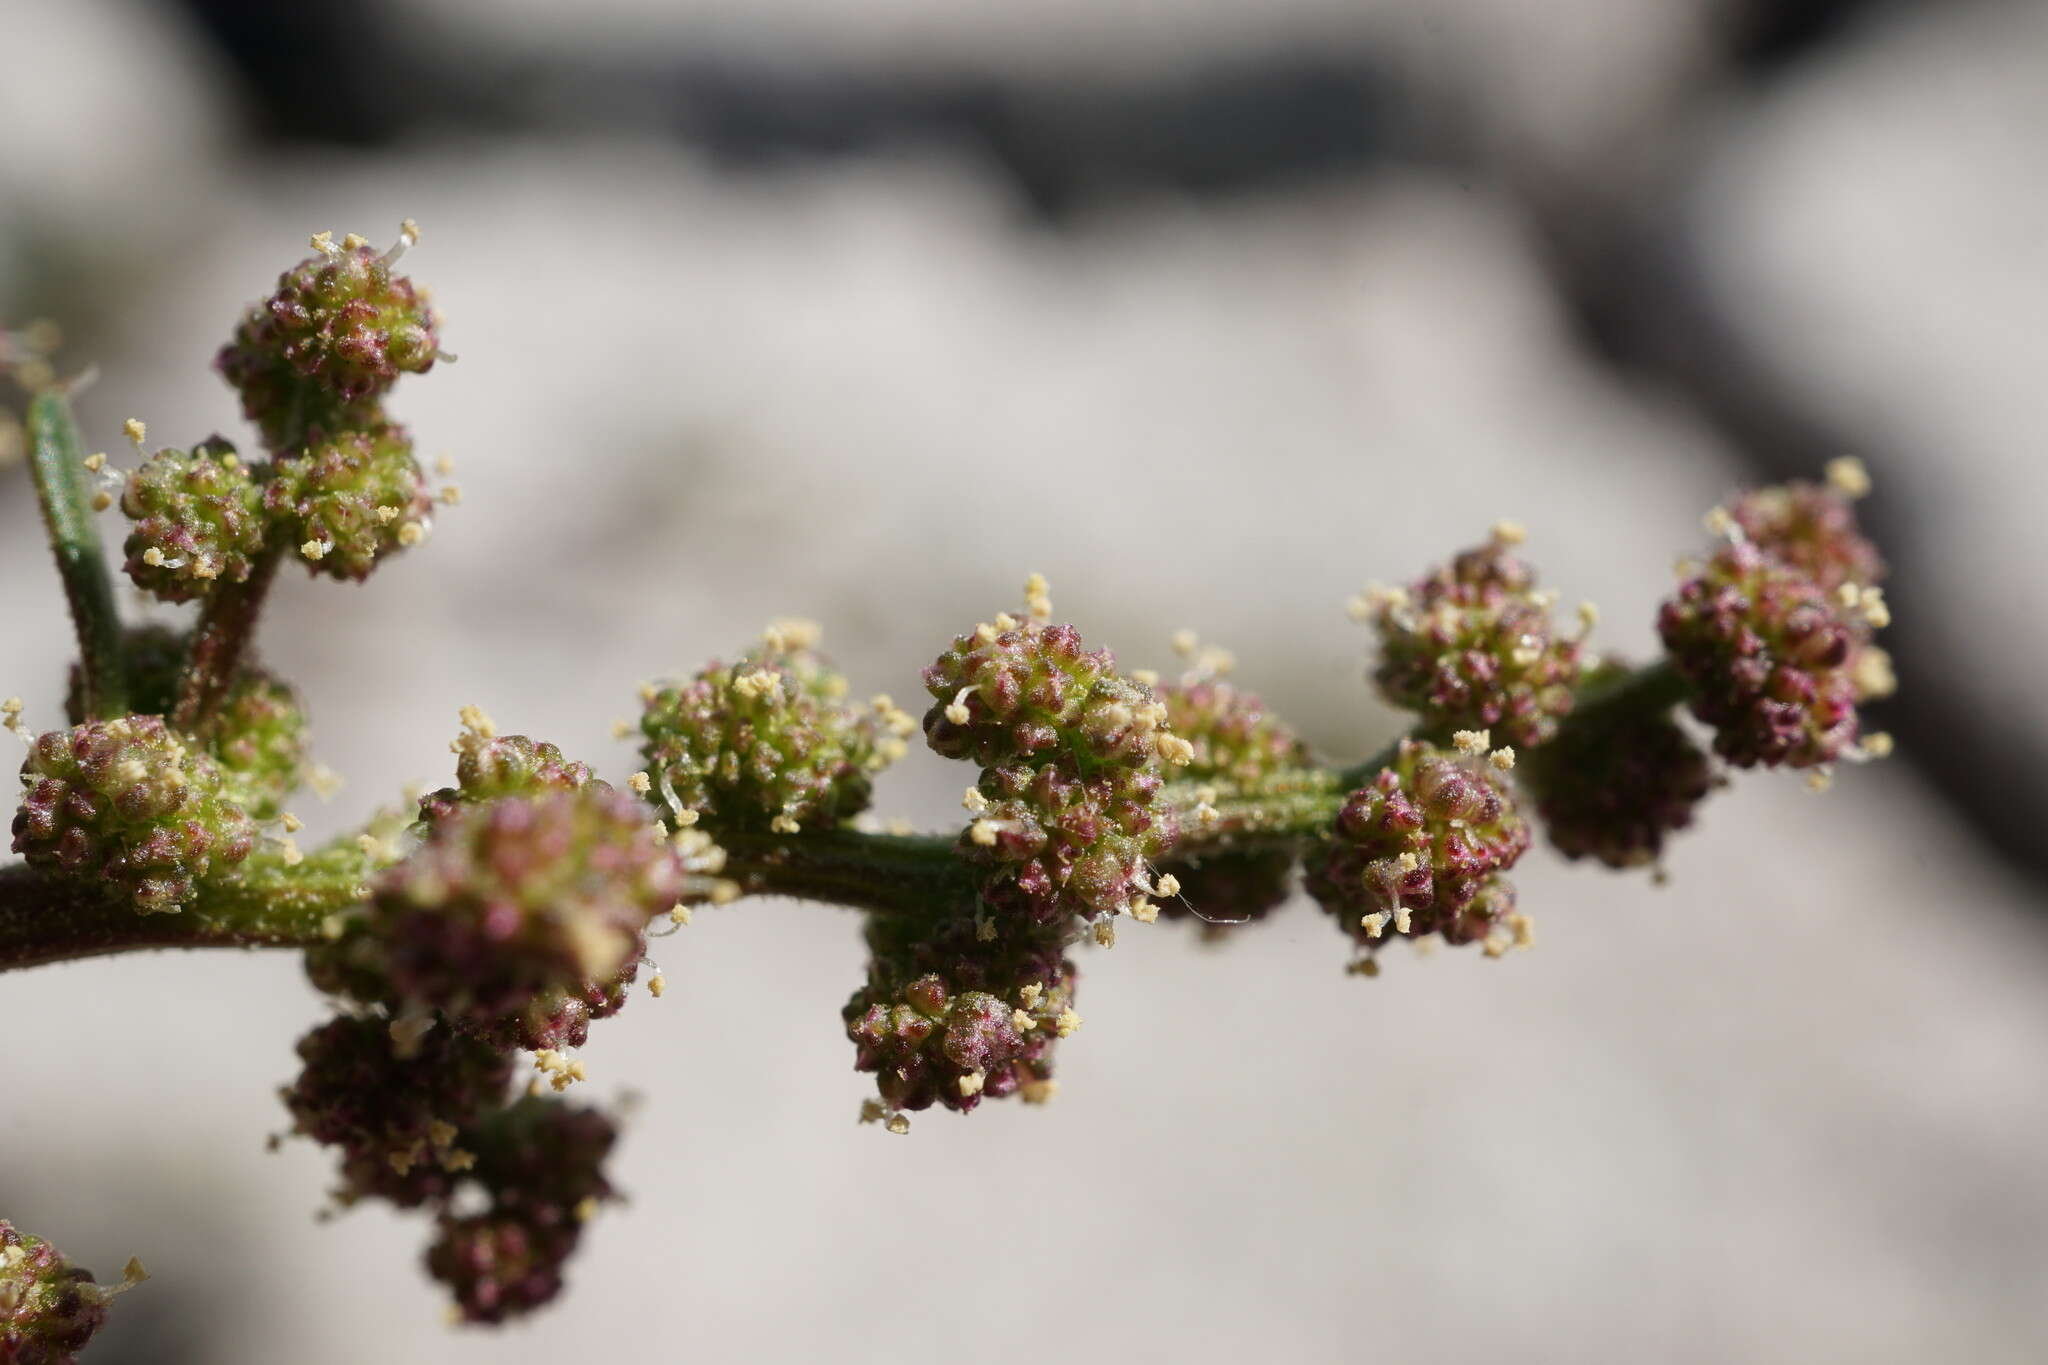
[3,0,2046,1360]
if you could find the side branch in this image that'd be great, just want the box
[26,389,127,718]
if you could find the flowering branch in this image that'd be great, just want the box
[0,228,1898,1358]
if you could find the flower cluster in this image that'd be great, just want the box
[265,421,434,580]
[0,1221,139,1365]
[637,621,909,834]
[1520,659,1716,869]
[280,1014,619,1324]
[923,578,1190,932]
[1356,523,1587,748]
[11,715,255,912]
[217,224,440,447]
[1307,737,1532,963]
[845,911,1075,1122]
[363,788,687,1039]
[1659,469,1890,772]
[419,715,606,832]
[118,436,264,600]
[64,624,311,823]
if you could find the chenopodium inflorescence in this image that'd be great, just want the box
[3,226,1904,1350]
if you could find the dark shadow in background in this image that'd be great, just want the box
[148,0,2045,886]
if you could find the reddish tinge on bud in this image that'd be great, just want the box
[1361,526,1585,748]
[1658,540,1869,769]
[368,789,685,1030]
[217,227,440,448]
[1306,739,1531,962]
[12,715,256,913]
[119,437,267,602]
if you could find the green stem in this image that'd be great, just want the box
[0,658,1695,973]
[0,858,359,971]
[172,541,283,731]
[26,389,126,717]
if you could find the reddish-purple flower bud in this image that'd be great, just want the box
[1728,470,1883,595]
[1307,739,1531,961]
[845,913,1075,1116]
[12,715,255,912]
[283,1014,514,1207]
[368,790,685,1031]
[426,1213,574,1326]
[963,757,1179,927]
[118,437,266,602]
[217,227,440,449]
[1658,540,1874,769]
[1522,660,1717,869]
[1361,526,1587,748]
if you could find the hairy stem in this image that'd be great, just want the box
[172,541,283,730]
[26,389,127,717]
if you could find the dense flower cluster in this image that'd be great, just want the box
[426,1100,617,1324]
[216,226,440,447]
[845,911,1075,1120]
[280,1015,620,1324]
[1521,660,1715,868]
[1359,524,1587,749]
[1660,467,1890,771]
[923,581,1190,930]
[0,1221,133,1365]
[365,789,686,1034]
[284,1015,514,1207]
[637,622,908,833]
[118,437,266,601]
[1307,738,1531,959]
[1658,540,1869,769]
[64,624,311,822]
[11,715,255,912]
[265,422,432,581]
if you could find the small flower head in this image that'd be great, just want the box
[419,725,606,832]
[844,913,1075,1115]
[217,228,440,448]
[1362,528,1584,748]
[1156,676,1311,792]
[265,422,431,581]
[12,715,256,912]
[1728,478,1883,595]
[637,629,900,832]
[1306,739,1531,955]
[367,789,686,1030]
[1658,540,1867,768]
[922,599,1185,775]
[1,1221,129,1364]
[1521,660,1715,868]
[64,626,311,822]
[118,437,267,601]
[964,757,1178,927]
[426,1213,575,1327]
[284,1014,513,1207]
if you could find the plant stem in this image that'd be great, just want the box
[172,542,283,730]
[0,657,1695,973]
[26,389,127,717]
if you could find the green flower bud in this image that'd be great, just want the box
[64,625,311,821]
[419,713,607,833]
[12,715,256,912]
[119,436,267,602]
[637,622,908,833]
[265,421,432,581]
